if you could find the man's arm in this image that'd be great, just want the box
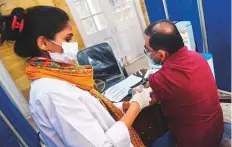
[145,81,158,105]
[145,81,150,88]
[113,102,130,113]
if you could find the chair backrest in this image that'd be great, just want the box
[77,43,123,80]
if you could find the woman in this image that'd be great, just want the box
[0,6,151,147]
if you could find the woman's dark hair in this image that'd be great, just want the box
[0,5,69,57]
[145,19,184,54]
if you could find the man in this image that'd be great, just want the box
[144,20,224,147]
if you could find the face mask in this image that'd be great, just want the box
[49,40,78,63]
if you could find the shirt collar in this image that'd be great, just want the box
[163,46,188,65]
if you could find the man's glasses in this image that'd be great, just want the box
[144,45,156,55]
[144,45,149,55]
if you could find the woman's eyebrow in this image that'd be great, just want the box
[66,33,73,37]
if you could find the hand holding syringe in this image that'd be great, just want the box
[130,86,153,110]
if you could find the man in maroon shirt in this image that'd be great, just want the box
[144,20,224,147]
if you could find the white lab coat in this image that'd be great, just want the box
[29,78,133,147]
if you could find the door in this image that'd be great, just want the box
[103,0,145,61]
[67,0,145,62]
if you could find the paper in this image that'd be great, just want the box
[104,86,130,102]
[116,74,143,88]
[180,27,192,51]
[144,69,159,79]
[104,75,142,102]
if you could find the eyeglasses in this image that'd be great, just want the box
[144,45,157,55]
[144,45,149,55]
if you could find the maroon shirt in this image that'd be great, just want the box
[149,47,223,147]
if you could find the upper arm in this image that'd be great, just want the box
[145,81,150,88]
[148,73,164,102]
[144,81,158,104]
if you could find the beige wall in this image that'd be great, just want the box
[0,0,85,101]
[140,0,150,26]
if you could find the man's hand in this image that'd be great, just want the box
[145,81,150,88]
[150,92,158,105]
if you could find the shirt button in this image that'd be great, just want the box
[149,126,152,129]
[141,132,145,135]
[148,137,151,140]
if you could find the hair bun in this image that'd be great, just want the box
[0,7,26,43]
[11,7,25,16]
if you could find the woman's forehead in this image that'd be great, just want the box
[57,22,73,36]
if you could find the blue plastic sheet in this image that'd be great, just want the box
[0,84,40,147]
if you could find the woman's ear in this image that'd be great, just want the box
[37,36,49,51]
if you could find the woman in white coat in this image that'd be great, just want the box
[0,6,151,147]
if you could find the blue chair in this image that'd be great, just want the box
[0,83,41,147]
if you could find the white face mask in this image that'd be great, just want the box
[48,40,78,63]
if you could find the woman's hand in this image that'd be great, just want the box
[132,85,145,95]
[120,90,152,128]
[124,87,153,112]
[130,89,152,111]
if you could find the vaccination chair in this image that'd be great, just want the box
[0,83,41,147]
[77,42,127,92]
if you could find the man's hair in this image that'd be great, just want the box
[144,23,155,37]
[144,19,184,54]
